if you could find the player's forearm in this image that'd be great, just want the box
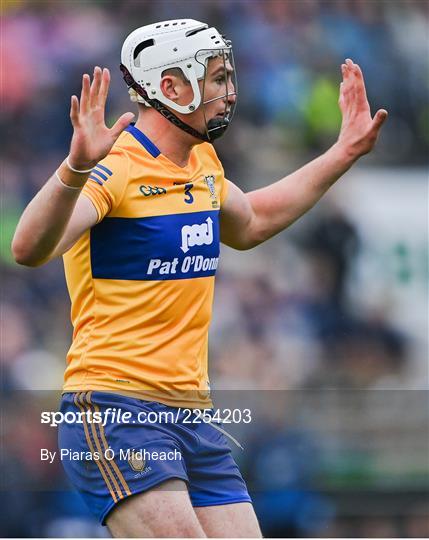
[12,162,88,266]
[246,142,357,245]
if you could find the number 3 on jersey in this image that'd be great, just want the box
[184,183,194,204]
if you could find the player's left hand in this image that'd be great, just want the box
[337,58,388,159]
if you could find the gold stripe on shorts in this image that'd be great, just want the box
[86,392,132,497]
[79,391,126,501]
[74,392,119,503]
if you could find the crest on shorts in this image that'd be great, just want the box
[128,450,145,472]
[203,175,219,208]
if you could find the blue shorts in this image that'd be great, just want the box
[58,391,251,524]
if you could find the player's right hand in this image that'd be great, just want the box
[68,67,135,170]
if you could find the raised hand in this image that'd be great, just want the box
[337,58,388,158]
[69,66,135,170]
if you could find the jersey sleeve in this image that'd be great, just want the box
[219,170,230,205]
[81,148,129,223]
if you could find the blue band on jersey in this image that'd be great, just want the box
[95,163,113,176]
[90,210,220,281]
[89,175,104,186]
[125,125,161,158]
[91,169,109,182]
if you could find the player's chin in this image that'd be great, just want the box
[205,113,227,127]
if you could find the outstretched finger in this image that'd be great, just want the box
[70,95,80,127]
[90,66,102,109]
[371,108,388,133]
[352,63,370,111]
[338,82,347,114]
[341,62,356,114]
[98,68,111,108]
[80,73,90,114]
[110,112,135,140]
[341,63,350,85]
[353,63,367,94]
[340,63,353,105]
[343,59,354,80]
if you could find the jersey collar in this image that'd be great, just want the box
[124,125,161,158]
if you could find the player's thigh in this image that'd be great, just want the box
[194,501,262,538]
[106,479,206,538]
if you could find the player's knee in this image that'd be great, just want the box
[106,484,207,538]
[108,513,206,538]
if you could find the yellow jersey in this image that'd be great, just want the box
[62,125,228,408]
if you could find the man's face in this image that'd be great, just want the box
[162,55,236,138]
[199,54,236,122]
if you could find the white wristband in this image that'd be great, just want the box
[66,156,94,174]
[55,171,84,191]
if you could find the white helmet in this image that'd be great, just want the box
[121,19,233,114]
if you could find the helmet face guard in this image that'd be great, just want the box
[197,47,238,141]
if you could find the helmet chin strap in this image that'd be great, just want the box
[120,64,228,143]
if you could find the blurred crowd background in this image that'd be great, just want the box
[1,0,428,537]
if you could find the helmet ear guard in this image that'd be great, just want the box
[120,62,211,141]
[120,19,237,142]
[153,62,203,115]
